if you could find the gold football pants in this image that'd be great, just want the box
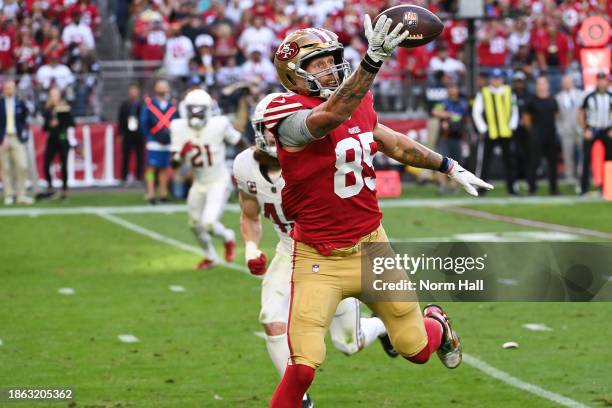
[288,225,427,369]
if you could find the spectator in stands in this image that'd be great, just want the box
[140,79,178,205]
[473,69,519,195]
[0,0,20,21]
[524,76,560,195]
[238,15,276,59]
[534,22,571,93]
[432,82,469,194]
[69,0,101,36]
[240,44,277,86]
[0,80,33,205]
[163,23,195,81]
[555,74,583,184]
[477,20,509,73]
[61,12,95,52]
[41,25,66,64]
[134,16,166,62]
[216,56,242,87]
[182,13,211,46]
[36,52,75,92]
[14,31,41,75]
[210,22,238,66]
[118,83,144,185]
[428,42,465,82]
[192,34,215,87]
[40,87,75,200]
[578,71,612,195]
[507,18,530,56]
[0,13,16,74]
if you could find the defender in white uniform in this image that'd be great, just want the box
[233,95,396,407]
[171,89,241,269]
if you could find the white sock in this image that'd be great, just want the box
[212,222,235,242]
[266,333,290,378]
[360,316,387,348]
[191,227,219,261]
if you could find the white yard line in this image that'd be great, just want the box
[6,201,596,407]
[96,212,248,275]
[439,206,612,240]
[0,194,603,217]
[462,354,590,408]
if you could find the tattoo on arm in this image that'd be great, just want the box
[375,123,443,170]
[399,143,443,170]
[307,66,376,138]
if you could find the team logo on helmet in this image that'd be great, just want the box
[275,41,300,61]
[403,11,418,28]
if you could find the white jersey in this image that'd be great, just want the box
[233,148,293,248]
[171,116,241,185]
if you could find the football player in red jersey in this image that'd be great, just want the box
[265,15,493,408]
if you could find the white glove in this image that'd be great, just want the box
[447,160,494,197]
[364,14,410,64]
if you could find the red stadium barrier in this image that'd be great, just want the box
[29,119,428,187]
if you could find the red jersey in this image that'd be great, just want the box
[263,92,382,255]
[0,28,16,70]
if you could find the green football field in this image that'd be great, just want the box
[1,189,611,408]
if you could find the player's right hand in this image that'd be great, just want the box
[364,14,410,64]
[247,253,267,276]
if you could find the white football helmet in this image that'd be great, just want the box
[251,93,283,158]
[182,89,212,130]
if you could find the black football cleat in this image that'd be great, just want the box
[423,304,462,369]
[372,313,398,358]
[302,393,314,408]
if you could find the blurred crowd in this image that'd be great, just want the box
[0,0,101,117]
[114,0,611,109]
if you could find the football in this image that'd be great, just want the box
[374,4,444,48]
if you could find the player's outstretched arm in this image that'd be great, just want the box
[238,191,267,275]
[306,15,409,139]
[374,123,493,196]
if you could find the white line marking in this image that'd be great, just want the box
[96,206,591,408]
[389,231,581,243]
[97,212,249,275]
[57,287,76,295]
[118,334,139,343]
[0,194,603,217]
[438,206,612,240]
[523,323,553,332]
[497,278,519,286]
[0,338,3,346]
[462,354,589,408]
[169,285,186,293]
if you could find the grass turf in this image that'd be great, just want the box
[1,192,611,407]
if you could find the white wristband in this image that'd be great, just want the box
[245,241,261,261]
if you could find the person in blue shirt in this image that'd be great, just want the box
[140,79,178,204]
[432,82,469,193]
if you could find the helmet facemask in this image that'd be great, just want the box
[252,119,277,158]
[186,104,210,130]
[295,47,351,99]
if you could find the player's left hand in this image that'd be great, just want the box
[447,160,493,196]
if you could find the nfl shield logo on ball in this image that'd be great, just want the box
[312,264,320,273]
[404,11,418,27]
[247,181,257,194]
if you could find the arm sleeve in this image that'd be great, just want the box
[170,120,184,153]
[471,93,488,134]
[277,109,316,147]
[223,117,241,145]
